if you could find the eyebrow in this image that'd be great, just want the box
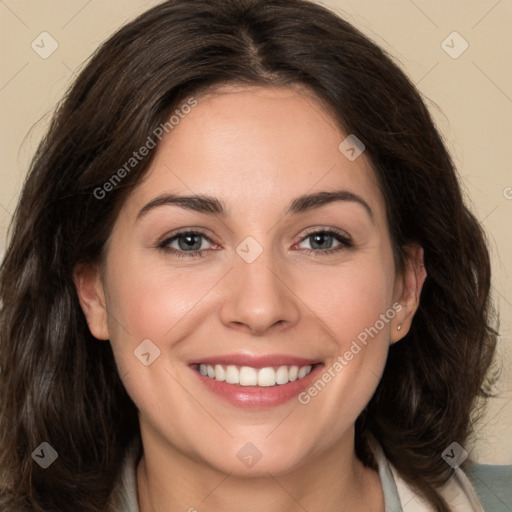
[136,189,374,222]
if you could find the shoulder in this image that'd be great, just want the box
[463,462,512,512]
[389,460,511,512]
[368,434,510,512]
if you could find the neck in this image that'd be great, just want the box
[136,430,385,512]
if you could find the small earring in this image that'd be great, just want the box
[397,324,402,331]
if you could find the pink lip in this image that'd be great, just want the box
[189,356,324,409]
[188,353,319,368]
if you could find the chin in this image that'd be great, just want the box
[197,439,313,478]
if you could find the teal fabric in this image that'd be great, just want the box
[464,463,512,511]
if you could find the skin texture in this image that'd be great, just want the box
[75,84,426,512]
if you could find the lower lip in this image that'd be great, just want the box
[192,364,324,409]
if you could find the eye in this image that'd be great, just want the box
[157,227,352,259]
[296,229,352,255]
[158,230,218,258]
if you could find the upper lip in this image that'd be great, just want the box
[189,353,320,368]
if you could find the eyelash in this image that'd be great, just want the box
[157,228,353,259]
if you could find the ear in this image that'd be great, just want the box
[390,243,427,344]
[73,262,110,340]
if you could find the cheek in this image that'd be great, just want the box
[103,247,221,364]
[292,254,395,423]
[300,255,395,345]
[101,253,214,422]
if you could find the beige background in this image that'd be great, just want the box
[0,0,510,464]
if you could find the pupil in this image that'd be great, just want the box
[311,233,332,250]
[179,234,201,251]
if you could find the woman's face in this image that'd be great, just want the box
[78,84,423,476]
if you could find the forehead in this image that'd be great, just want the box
[121,84,387,226]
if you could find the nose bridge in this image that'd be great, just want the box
[219,238,300,334]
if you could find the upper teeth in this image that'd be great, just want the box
[198,364,313,387]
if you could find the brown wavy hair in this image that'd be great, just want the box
[0,0,498,510]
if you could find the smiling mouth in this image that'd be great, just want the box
[194,363,316,387]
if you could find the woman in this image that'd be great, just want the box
[0,0,502,511]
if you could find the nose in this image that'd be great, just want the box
[218,248,301,336]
